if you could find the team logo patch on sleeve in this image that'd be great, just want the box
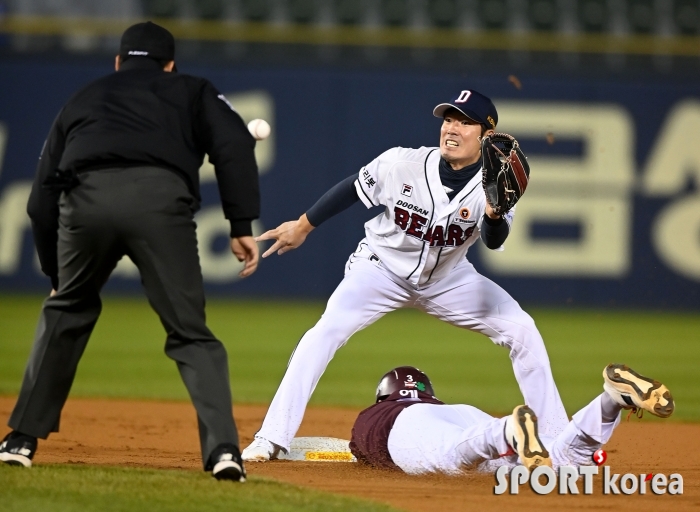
[401,184,413,197]
[217,94,237,113]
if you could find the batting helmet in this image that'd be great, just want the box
[375,366,435,402]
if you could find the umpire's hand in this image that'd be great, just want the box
[256,214,315,258]
[231,236,259,277]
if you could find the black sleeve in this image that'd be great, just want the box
[305,173,360,227]
[480,214,510,249]
[196,81,260,237]
[26,111,67,289]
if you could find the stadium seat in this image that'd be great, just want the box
[528,0,559,31]
[577,0,608,32]
[478,0,510,29]
[380,0,410,26]
[241,0,272,21]
[627,0,655,33]
[288,0,317,24]
[334,0,365,25]
[428,0,459,27]
[673,0,699,34]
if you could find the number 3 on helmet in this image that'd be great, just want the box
[375,366,435,402]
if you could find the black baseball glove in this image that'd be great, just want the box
[481,133,530,215]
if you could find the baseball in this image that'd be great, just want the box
[247,118,271,140]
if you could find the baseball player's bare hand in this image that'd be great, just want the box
[485,204,502,220]
[256,214,315,258]
[230,236,259,277]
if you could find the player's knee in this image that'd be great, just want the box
[501,308,540,340]
[510,344,547,371]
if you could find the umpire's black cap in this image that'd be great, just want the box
[433,89,498,130]
[119,21,176,69]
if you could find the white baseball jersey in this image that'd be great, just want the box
[251,147,569,456]
[354,146,514,288]
[387,393,619,475]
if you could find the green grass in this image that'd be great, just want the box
[1,295,699,420]
[0,464,398,512]
[1,295,697,511]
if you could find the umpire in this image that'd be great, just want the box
[0,22,259,481]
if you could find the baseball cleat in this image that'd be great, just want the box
[505,405,551,470]
[241,436,282,462]
[212,458,246,482]
[603,364,674,418]
[208,444,246,482]
[0,431,37,468]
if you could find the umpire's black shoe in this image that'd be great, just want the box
[209,443,247,482]
[0,431,37,468]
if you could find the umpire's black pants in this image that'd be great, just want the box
[9,167,238,469]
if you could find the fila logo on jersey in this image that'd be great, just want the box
[401,184,413,197]
[394,205,476,247]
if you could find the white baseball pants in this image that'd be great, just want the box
[257,241,568,450]
[387,393,620,474]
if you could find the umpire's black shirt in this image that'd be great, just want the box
[27,57,260,285]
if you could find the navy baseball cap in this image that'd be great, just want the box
[119,21,176,67]
[433,89,498,129]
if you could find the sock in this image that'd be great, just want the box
[600,392,622,423]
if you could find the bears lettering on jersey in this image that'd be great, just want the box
[394,206,476,247]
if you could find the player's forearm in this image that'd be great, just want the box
[305,173,360,227]
[480,214,510,249]
[211,147,260,237]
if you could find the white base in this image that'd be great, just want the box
[277,437,356,462]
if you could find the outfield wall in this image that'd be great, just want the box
[0,56,698,309]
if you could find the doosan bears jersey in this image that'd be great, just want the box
[243,90,571,464]
[354,146,515,288]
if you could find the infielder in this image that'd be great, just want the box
[243,89,566,461]
[350,364,674,474]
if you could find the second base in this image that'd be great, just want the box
[277,437,357,462]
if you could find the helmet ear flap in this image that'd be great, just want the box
[375,366,435,402]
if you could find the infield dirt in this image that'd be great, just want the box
[1,396,697,511]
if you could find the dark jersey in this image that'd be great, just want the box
[27,57,259,285]
[350,390,444,469]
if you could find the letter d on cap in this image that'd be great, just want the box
[455,90,472,103]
